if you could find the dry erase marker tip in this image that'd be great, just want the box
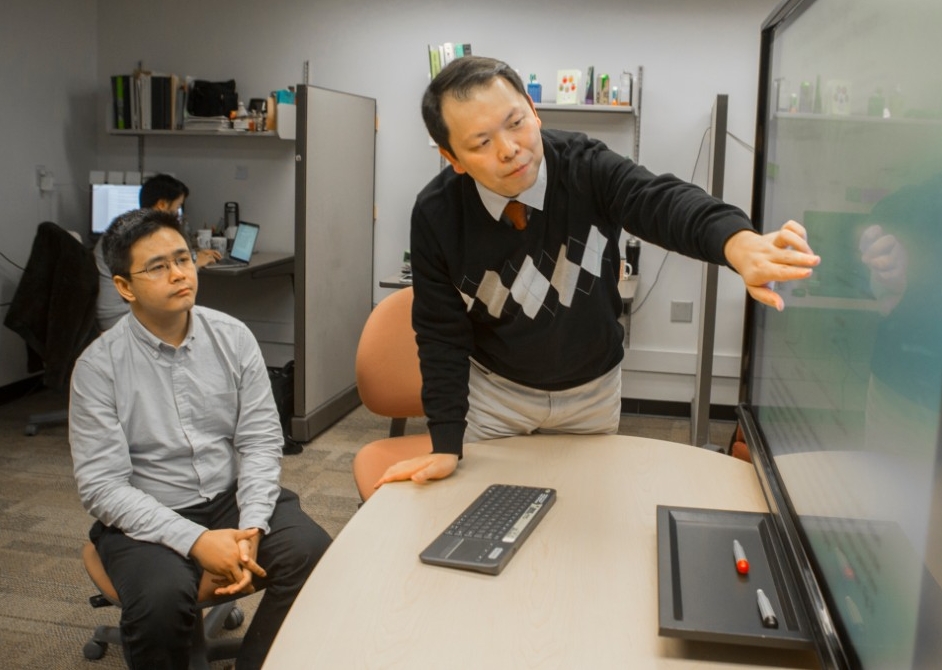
[733,539,750,575]
[756,588,779,628]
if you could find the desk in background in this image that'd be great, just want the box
[379,272,411,289]
[264,434,818,669]
[199,251,294,281]
[197,252,296,375]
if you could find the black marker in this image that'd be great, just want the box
[756,588,779,628]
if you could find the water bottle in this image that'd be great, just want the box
[527,74,542,103]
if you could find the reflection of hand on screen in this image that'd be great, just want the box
[859,223,907,313]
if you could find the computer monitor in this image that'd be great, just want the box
[739,0,942,668]
[90,183,141,236]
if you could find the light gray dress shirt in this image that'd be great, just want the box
[69,305,283,557]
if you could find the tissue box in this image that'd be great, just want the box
[276,103,296,140]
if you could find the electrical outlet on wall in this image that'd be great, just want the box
[36,166,55,193]
[670,300,693,323]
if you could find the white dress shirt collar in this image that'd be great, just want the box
[476,158,547,223]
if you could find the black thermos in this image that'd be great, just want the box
[625,237,640,276]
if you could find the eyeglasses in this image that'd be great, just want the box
[129,251,196,280]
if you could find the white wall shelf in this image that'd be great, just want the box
[108,129,285,138]
[106,127,292,174]
[535,103,634,114]
[772,111,942,127]
[535,66,644,161]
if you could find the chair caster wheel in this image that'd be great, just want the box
[224,607,244,630]
[83,639,107,660]
[24,424,38,436]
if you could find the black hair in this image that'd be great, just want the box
[421,56,528,156]
[139,173,189,209]
[101,208,185,278]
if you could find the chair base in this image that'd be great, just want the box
[25,408,68,435]
[83,601,245,669]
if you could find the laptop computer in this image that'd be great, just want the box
[419,484,556,575]
[212,222,260,268]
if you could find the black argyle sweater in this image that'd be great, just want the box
[411,129,752,455]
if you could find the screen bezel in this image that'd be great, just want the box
[738,0,856,667]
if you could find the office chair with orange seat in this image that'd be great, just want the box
[81,541,253,668]
[352,287,432,502]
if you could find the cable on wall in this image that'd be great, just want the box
[631,125,711,315]
[0,250,25,273]
[726,131,754,153]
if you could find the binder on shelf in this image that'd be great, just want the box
[151,75,164,129]
[130,75,140,129]
[428,41,472,80]
[110,75,131,130]
[157,75,172,129]
[135,70,152,130]
[428,45,441,78]
[171,74,185,130]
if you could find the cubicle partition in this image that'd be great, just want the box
[292,85,377,441]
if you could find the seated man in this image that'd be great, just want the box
[70,208,330,669]
[95,174,220,330]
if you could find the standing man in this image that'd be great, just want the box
[377,56,820,489]
[71,208,330,669]
[95,174,220,331]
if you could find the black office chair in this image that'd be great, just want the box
[3,222,99,434]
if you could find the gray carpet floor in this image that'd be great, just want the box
[0,386,733,669]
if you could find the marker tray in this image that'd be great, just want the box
[656,505,813,649]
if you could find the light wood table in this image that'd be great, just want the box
[264,434,820,669]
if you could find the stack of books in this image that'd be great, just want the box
[181,116,232,132]
[110,70,187,131]
[428,42,472,79]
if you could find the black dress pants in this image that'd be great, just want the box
[91,487,331,670]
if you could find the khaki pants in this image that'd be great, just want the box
[465,360,621,444]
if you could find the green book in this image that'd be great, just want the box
[111,75,128,130]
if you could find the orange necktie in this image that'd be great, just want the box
[503,200,528,230]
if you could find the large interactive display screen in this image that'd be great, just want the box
[741,0,942,667]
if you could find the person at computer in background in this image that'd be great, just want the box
[94,173,221,331]
[375,56,821,489]
[71,208,331,669]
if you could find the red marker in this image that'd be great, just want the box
[733,539,750,575]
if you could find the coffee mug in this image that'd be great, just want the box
[619,259,633,280]
[196,229,212,250]
[211,236,227,254]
